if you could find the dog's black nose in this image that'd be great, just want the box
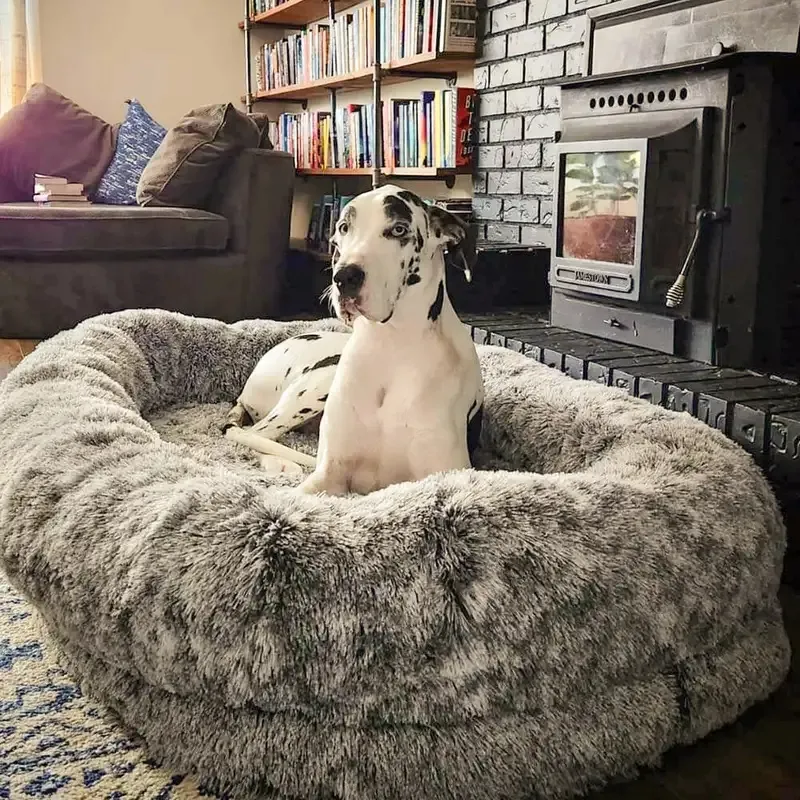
[333,264,365,298]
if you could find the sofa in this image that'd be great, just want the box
[0,84,297,340]
[0,147,295,339]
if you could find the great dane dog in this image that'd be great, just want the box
[224,184,484,496]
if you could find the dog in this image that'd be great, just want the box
[225,184,484,495]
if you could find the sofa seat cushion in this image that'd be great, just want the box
[0,203,228,256]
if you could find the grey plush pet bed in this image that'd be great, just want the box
[0,309,790,800]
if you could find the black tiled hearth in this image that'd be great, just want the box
[462,308,800,483]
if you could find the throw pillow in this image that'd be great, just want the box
[0,83,117,202]
[136,103,265,208]
[94,99,167,205]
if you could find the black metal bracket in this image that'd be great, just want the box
[252,97,308,109]
[252,21,306,30]
[385,69,459,84]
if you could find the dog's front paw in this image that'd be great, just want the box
[297,472,347,496]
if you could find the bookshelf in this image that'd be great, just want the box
[240,0,476,189]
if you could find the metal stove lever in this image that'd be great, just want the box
[665,207,729,309]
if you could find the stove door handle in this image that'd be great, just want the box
[665,207,730,309]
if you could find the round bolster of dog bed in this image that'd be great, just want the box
[0,309,790,800]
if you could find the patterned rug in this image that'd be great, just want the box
[0,577,220,799]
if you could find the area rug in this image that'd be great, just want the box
[1,571,221,799]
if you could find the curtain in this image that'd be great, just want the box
[0,0,41,117]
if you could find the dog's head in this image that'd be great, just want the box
[327,184,474,325]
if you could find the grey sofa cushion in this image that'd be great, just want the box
[136,103,263,209]
[0,203,228,256]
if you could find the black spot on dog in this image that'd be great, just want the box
[303,354,341,373]
[467,404,483,463]
[298,389,306,396]
[397,190,425,209]
[383,195,413,224]
[294,333,322,341]
[299,407,313,414]
[415,230,424,253]
[318,394,328,402]
[284,367,291,378]
[428,280,444,322]
[407,273,421,286]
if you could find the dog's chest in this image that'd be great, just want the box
[345,330,461,417]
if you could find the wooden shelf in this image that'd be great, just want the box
[295,166,472,178]
[240,0,362,27]
[251,51,474,102]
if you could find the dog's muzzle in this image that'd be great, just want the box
[333,264,365,299]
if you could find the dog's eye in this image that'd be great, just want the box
[338,222,349,235]
[391,223,408,237]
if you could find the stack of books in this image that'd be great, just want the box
[253,0,476,92]
[270,87,475,171]
[33,175,90,206]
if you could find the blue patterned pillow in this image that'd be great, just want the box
[93,99,166,205]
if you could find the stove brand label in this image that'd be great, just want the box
[553,265,634,295]
[574,270,612,285]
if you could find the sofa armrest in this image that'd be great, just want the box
[207,147,295,318]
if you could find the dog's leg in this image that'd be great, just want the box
[225,383,327,470]
[225,426,317,468]
[250,373,329,440]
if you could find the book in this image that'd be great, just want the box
[34,182,84,196]
[33,193,89,203]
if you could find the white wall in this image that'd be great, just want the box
[38,0,244,128]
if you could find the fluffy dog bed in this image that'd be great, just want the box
[0,309,790,800]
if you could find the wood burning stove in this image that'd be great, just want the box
[549,0,800,373]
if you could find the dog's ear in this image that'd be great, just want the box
[427,204,477,272]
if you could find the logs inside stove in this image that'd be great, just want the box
[549,0,800,374]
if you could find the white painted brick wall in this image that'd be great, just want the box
[473,0,614,244]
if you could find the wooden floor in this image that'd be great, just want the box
[0,338,37,381]
[1,339,798,798]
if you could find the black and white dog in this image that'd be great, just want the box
[225,184,484,495]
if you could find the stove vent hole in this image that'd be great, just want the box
[590,86,689,111]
